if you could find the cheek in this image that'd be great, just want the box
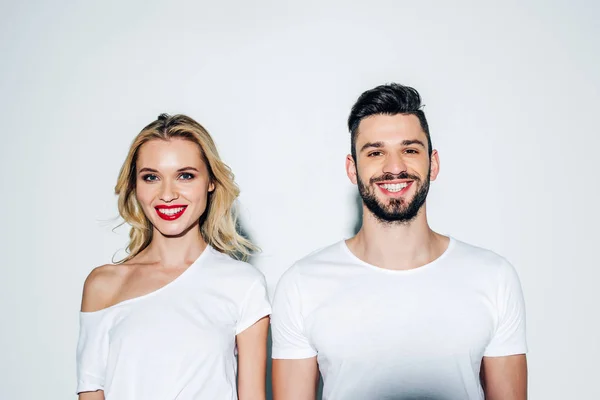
[407,159,429,175]
[358,163,378,182]
[134,183,155,207]
[181,181,210,203]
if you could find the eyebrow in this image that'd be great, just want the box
[359,139,426,153]
[401,139,426,148]
[360,141,384,153]
[138,167,200,174]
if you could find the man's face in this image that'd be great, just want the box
[346,114,439,224]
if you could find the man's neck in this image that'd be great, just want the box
[346,204,449,271]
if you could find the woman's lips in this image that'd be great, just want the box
[155,205,188,221]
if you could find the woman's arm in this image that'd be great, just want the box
[79,391,105,400]
[81,264,121,312]
[77,265,121,400]
[236,316,270,400]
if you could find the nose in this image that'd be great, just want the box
[159,180,179,203]
[382,152,407,175]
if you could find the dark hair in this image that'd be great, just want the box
[348,83,432,160]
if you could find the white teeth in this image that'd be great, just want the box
[381,183,408,192]
[158,207,185,215]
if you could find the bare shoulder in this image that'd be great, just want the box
[81,264,130,312]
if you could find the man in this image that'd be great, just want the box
[270,83,527,400]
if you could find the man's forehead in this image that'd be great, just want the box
[356,114,425,144]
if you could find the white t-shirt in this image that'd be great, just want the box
[76,246,271,400]
[271,237,527,400]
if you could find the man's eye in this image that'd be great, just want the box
[142,174,159,182]
[405,149,419,154]
[368,151,383,157]
[179,173,195,180]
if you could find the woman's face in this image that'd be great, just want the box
[135,138,214,237]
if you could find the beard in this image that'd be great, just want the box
[357,169,430,224]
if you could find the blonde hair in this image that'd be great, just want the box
[114,113,257,262]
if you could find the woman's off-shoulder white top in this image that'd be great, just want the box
[76,246,271,400]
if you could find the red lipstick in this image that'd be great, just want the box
[155,205,187,221]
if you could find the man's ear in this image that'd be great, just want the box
[429,149,440,181]
[346,154,358,185]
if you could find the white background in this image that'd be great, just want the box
[1,0,598,399]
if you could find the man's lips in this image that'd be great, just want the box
[154,205,188,221]
[376,180,413,196]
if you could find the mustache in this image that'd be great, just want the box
[370,171,420,184]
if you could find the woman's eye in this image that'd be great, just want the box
[179,173,195,180]
[142,174,158,182]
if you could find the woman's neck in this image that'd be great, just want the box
[139,223,208,268]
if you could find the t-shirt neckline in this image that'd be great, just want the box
[80,244,212,315]
[340,236,455,274]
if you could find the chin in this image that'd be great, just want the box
[379,196,408,207]
[154,221,194,237]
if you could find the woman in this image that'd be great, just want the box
[76,114,271,399]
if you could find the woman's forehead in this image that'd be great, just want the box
[137,138,204,170]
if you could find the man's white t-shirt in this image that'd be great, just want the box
[76,246,271,400]
[271,237,527,400]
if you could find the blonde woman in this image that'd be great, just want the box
[76,114,270,400]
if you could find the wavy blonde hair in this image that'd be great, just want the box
[114,113,257,263]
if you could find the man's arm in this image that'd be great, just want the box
[481,354,527,400]
[270,265,319,400]
[272,357,319,400]
[481,258,528,399]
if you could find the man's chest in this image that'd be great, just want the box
[305,279,496,362]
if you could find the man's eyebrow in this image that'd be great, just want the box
[360,141,384,152]
[359,139,426,152]
[402,139,426,148]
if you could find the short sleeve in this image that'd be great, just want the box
[76,312,110,394]
[270,266,317,359]
[236,275,272,335]
[484,259,528,357]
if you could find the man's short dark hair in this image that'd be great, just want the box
[348,83,432,160]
